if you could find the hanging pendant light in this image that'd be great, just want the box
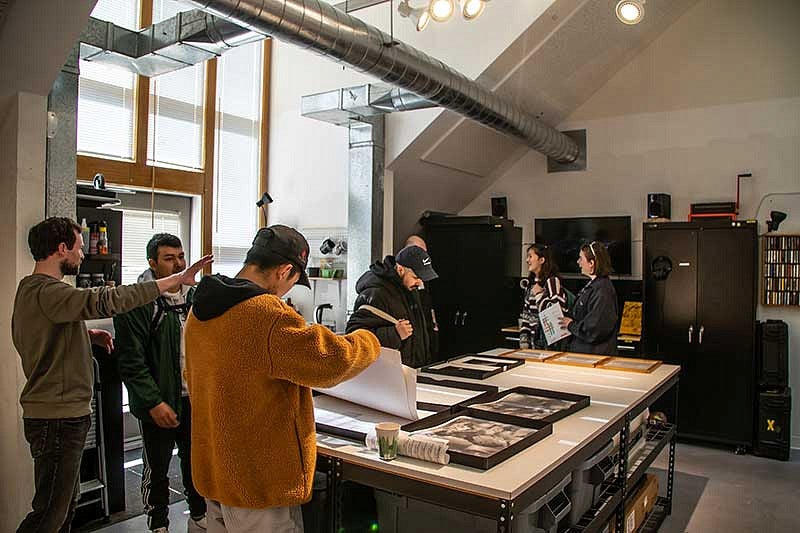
[398,0,432,31]
[460,0,487,20]
[429,0,455,22]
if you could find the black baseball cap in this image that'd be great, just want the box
[247,225,311,288]
[396,245,438,282]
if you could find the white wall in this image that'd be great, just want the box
[267,0,560,231]
[462,0,800,446]
[0,92,47,529]
[268,1,559,321]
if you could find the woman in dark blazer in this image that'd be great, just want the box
[560,241,619,355]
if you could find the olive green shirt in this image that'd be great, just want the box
[12,274,160,419]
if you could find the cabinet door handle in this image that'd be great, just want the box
[461,311,468,326]
[698,325,704,344]
[454,311,461,326]
[688,325,694,343]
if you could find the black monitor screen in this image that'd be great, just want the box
[534,216,632,275]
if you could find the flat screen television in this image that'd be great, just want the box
[534,216,632,275]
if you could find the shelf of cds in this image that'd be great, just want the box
[763,235,800,306]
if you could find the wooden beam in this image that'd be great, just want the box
[202,58,218,270]
[77,155,205,195]
[136,0,153,168]
[259,38,272,228]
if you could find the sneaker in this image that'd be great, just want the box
[151,528,168,533]
[188,516,207,532]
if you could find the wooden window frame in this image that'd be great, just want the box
[76,0,272,265]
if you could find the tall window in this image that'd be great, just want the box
[147,0,205,170]
[212,42,264,276]
[120,209,182,285]
[76,0,140,160]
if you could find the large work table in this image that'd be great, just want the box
[314,349,680,533]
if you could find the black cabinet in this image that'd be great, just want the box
[423,216,522,359]
[643,221,757,447]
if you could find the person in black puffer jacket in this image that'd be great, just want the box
[346,246,439,368]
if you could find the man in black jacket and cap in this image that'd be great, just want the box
[346,246,438,368]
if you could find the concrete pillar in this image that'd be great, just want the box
[0,92,47,529]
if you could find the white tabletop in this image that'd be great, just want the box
[316,349,679,501]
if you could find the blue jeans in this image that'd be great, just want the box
[17,415,91,533]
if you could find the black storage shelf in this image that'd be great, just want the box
[639,496,670,533]
[626,423,676,492]
[563,481,622,533]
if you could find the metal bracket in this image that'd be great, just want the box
[497,499,514,533]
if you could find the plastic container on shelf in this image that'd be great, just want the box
[567,439,615,527]
[374,474,572,533]
[80,218,90,254]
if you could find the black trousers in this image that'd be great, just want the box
[18,415,92,533]
[140,396,206,530]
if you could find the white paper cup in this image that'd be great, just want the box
[375,422,400,461]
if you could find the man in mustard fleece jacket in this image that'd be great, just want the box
[185,225,380,532]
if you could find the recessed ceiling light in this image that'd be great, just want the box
[616,0,645,25]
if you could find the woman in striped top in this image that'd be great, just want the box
[519,243,568,350]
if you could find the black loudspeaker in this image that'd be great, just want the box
[757,320,789,389]
[491,197,508,218]
[647,193,671,219]
[754,388,791,461]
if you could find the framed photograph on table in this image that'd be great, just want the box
[458,386,590,424]
[403,410,552,470]
[421,354,524,380]
[546,352,612,368]
[597,357,662,374]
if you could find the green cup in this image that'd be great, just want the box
[375,422,400,461]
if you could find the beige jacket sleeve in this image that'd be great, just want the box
[38,279,160,324]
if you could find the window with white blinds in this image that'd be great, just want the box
[147,1,205,170]
[120,209,182,285]
[212,42,264,277]
[76,0,140,160]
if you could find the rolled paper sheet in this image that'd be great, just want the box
[365,430,450,465]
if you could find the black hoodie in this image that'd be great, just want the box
[345,256,432,368]
[192,274,269,321]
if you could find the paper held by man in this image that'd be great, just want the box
[315,347,450,464]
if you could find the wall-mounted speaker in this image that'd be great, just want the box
[647,193,671,219]
[491,197,508,219]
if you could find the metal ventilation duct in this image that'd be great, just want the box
[302,83,434,125]
[187,0,579,163]
[79,9,263,77]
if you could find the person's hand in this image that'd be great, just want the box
[149,402,179,429]
[395,319,413,340]
[157,254,214,293]
[558,316,573,329]
[88,329,114,353]
[531,283,544,296]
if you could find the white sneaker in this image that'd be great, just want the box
[151,528,168,533]
[188,516,207,531]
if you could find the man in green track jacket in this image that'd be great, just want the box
[114,234,205,533]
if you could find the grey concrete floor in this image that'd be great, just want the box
[94,443,800,533]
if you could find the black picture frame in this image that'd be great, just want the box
[402,410,552,470]
[457,386,590,424]
[420,354,525,380]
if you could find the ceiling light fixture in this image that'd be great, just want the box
[615,0,645,25]
[398,0,431,31]
[429,0,455,22]
[460,0,487,20]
